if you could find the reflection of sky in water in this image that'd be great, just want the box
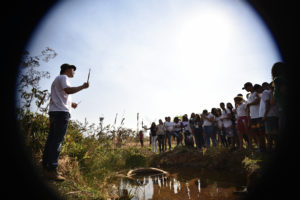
[119,175,238,200]
[198,179,201,193]
[186,182,191,199]
[173,178,181,194]
[119,176,154,200]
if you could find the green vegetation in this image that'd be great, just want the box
[17,109,153,199]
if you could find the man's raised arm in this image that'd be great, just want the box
[64,82,89,94]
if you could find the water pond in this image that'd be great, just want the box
[117,167,246,200]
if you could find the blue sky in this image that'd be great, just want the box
[25,0,282,131]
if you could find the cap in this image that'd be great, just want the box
[60,63,76,72]
[242,82,252,90]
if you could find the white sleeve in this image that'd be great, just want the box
[262,92,270,101]
[254,92,259,100]
[60,75,71,89]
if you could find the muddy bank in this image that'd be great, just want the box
[150,147,246,173]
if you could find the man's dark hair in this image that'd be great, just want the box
[60,63,76,75]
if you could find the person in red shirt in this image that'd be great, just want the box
[139,130,144,147]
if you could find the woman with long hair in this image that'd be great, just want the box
[150,122,157,153]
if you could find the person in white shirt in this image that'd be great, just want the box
[255,84,267,151]
[201,108,217,147]
[234,95,251,150]
[220,102,233,139]
[42,63,89,181]
[243,82,264,151]
[226,102,239,150]
[157,119,166,153]
[173,117,182,146]
[259,82,279,151]
[216,108,228,147]
[164,116,174,150]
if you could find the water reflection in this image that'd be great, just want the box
[118,174,241,200]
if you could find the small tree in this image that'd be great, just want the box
[16,47,57,140]
[17,47,57,114]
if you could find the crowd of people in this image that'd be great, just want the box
[139,62,287,154]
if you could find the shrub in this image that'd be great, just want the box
[17,109,49,155]
[125,153,147,169]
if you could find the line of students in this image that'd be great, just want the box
[143,81,280,153]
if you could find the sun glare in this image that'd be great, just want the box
[176,10,233,68]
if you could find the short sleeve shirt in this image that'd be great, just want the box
[237,102,248,117]
[203,113,215,126]
[247,92,260,119]
[215,116,223,129]
[49,75,72,112]
[221,108,233,128]
[182,121,192,133]
[173,122,181,132]
[164,121,174,132]
[259,90,268,118]
[259,90,278,117]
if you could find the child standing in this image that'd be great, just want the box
[139,130,144,147]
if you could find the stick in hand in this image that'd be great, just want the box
[87,68,91,83]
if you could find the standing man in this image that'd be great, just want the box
[42,63,89,181]
[259,82,279,151]
[243,82,262,152]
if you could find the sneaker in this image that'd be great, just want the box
[45,170,66,181]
